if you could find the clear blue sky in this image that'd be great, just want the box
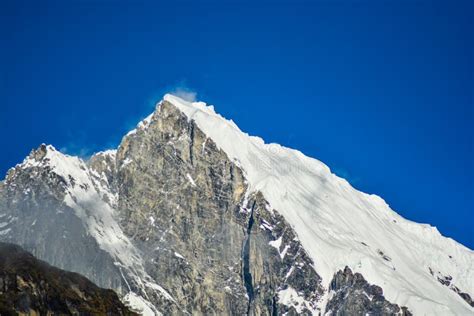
[1,1,472,248]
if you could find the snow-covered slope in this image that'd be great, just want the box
[163,94,474,315]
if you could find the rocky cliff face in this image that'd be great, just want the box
[0,95,472,315]
[111,101,327,314]
[0,242,136,315]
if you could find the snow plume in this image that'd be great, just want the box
[59,144,94,160]
[169,87,197,102]
[333,167,360,185]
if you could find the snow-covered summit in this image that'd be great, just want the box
[162,93,474,315]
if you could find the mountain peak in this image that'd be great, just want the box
[164,93,215,115]
[131,93,474,314]
[20,143,80,171]
[2,94,473,315]
[27,143,57,162]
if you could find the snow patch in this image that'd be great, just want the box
[269,236,282,250]
[269,236,289,259]
[278,286,316,314]
[148,216,155,225]
[127,113,154,136]
[260,219,274,231]
[122,157,133,168]
[94,149,117,159]
[280,244,291,260]
[123,292,159,316]
[186,173,196,187]
[174,252,185,260]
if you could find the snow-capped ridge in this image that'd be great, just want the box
[19,144,81,172]
[93,149,117,159]
[161,93,474,315]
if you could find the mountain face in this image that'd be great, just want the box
[0,94,472,315]
[0,242,136,315]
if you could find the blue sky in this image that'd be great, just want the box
[1,1,472,248]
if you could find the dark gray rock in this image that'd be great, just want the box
[326,266,411,316]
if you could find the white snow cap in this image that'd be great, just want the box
[163,93,474,315]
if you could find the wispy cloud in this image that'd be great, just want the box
[60,83,200,159]
[333,167,360,185]
[59,143,95,159]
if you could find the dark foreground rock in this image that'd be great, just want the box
[0,242,136,316]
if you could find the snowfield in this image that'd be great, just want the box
[164,94,474,315]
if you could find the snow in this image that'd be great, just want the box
[280,244,291,260]
[269,236,282,250]
[121,157,133,167]
[127,113,154,136]
[269,236,290,260]
[260,219,274,231]
[186,173,196,186]
[94,149,117,159]
[278,286,316,314]
[123,292,159,316]
[285,266,295,280]
[174,251,185,259]
[163,93,474,315]
[149,216,156,226]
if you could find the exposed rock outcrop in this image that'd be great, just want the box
[325,267,412,316]
[429,267,474,307]
[112,100,326,314]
